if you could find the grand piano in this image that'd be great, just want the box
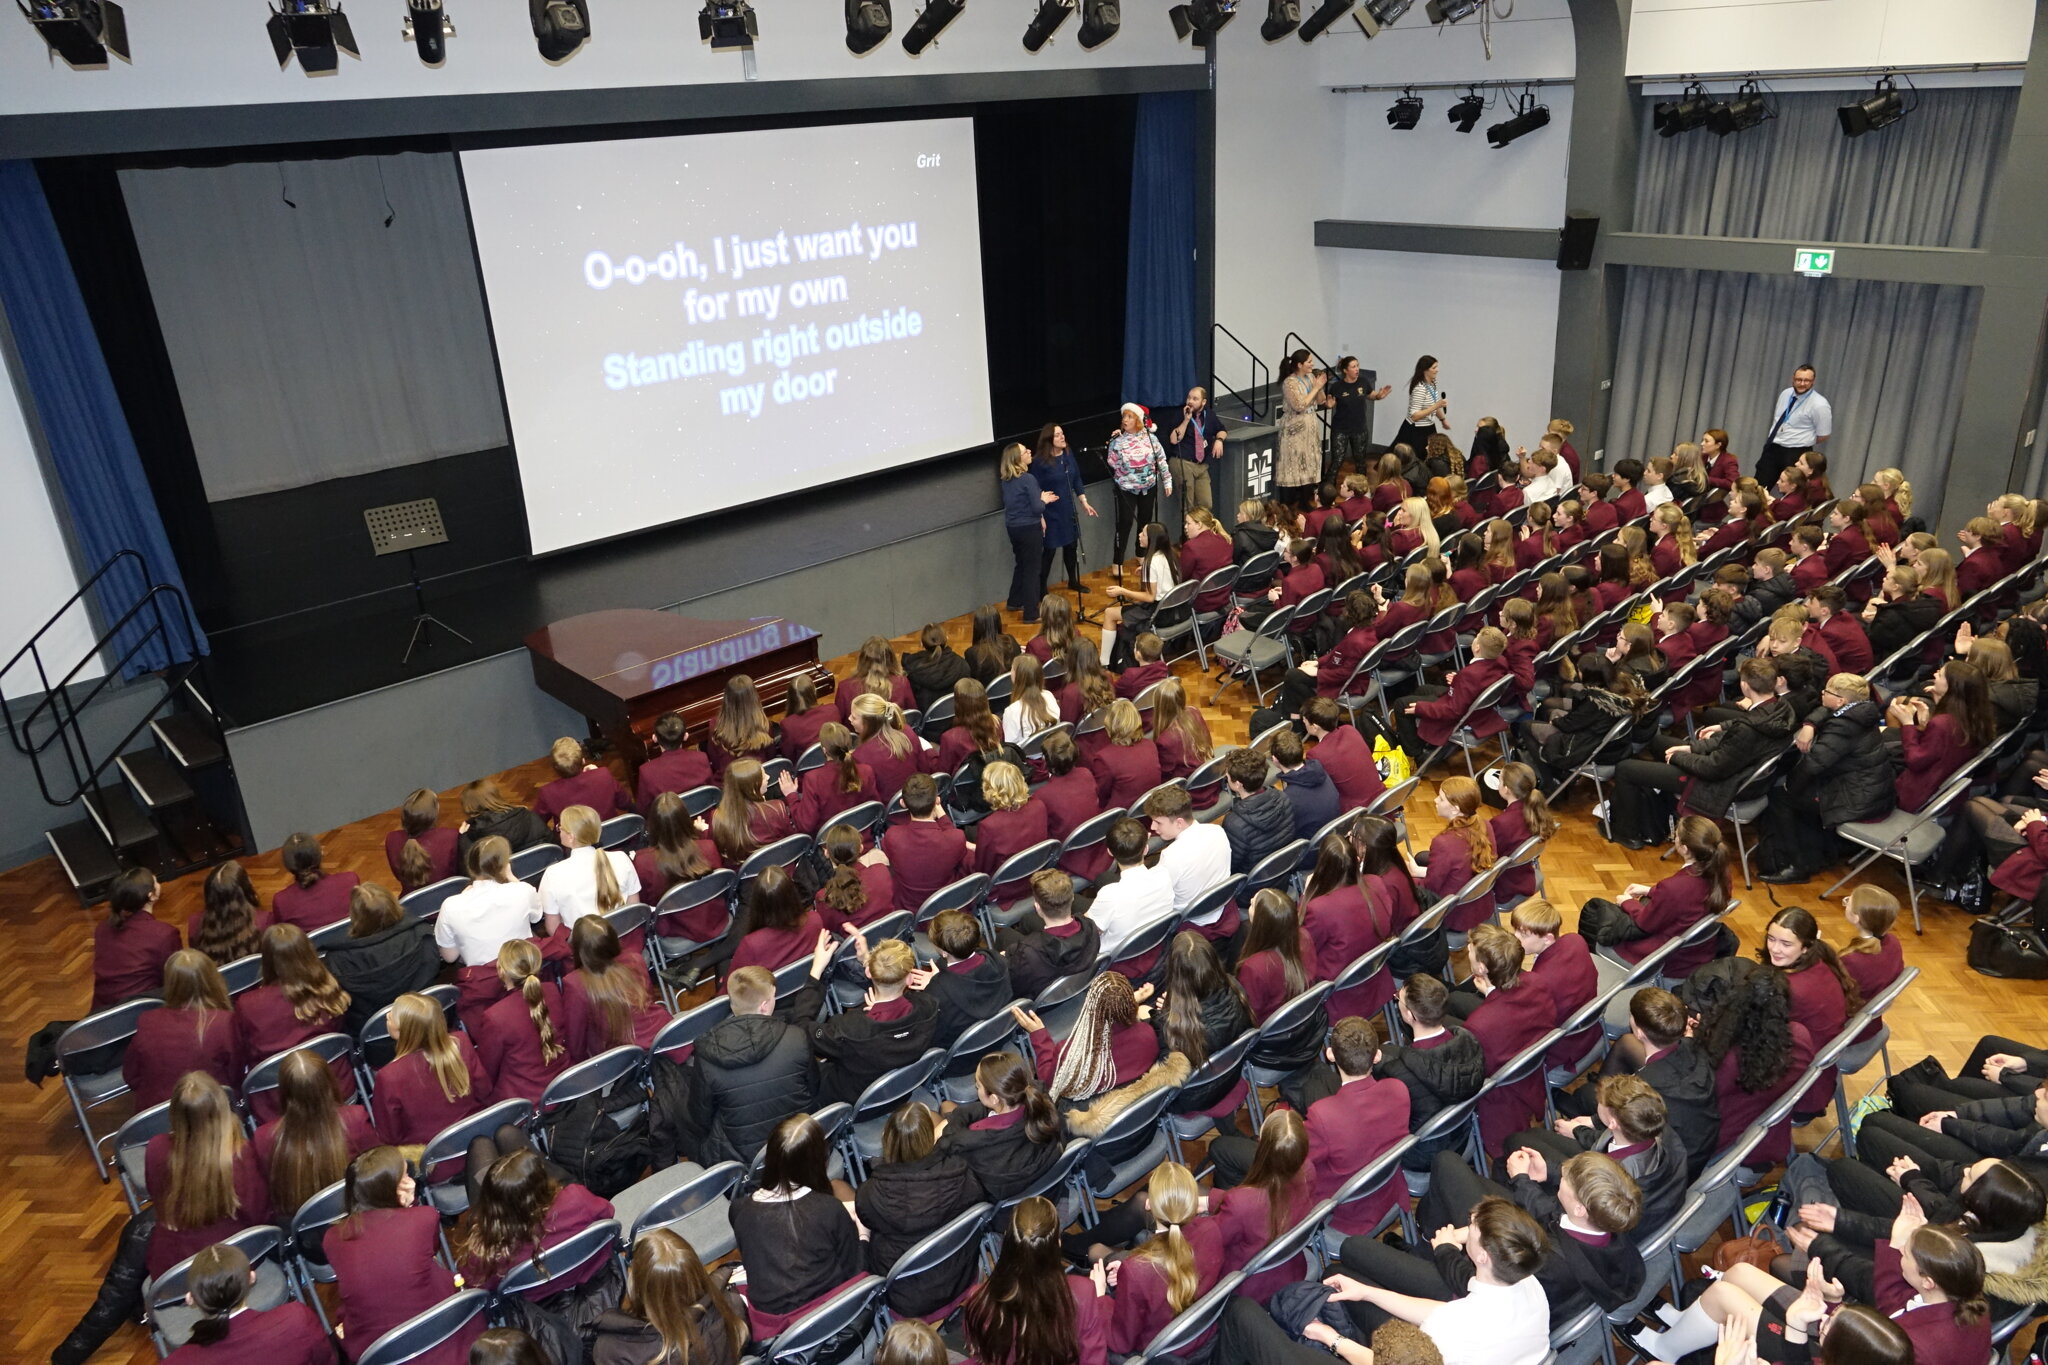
[524,609,834,773]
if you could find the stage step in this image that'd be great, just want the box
[80,784,156,850]
[119,749,197,811]
[151,713,224,770]
[47,820,121,900]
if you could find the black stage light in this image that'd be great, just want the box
[700,0,756,48]
[1446,90,1484,133]
[1386,93,1422,129]
[403,0,451,62]
[1708,79,1770,136]
[1169,0,1234,46]
[1653,81,1714,137]
[1425,0,1476,22]
[1024,0,1071,47]
[902,0,962,52]
[1839,75,1905,137]
[1077,0,1118,45]
[1352,0,1409,37]
[1259,0,1297,40]
[268,1,359,72]
[847,0,890,51]
[1487,95,1549,148]
[530,0,588,58]
[1296,0,1351,41]
[20,0,128,66]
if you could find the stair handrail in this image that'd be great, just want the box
[0,548,150,749]
[1210,323,1270,422]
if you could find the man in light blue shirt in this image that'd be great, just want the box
[1756,363,1833,489]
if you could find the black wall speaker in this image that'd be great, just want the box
[1558,212,1599,270]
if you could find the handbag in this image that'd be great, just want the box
[1713,1222,1790,1273]
[1968,918,2048,979]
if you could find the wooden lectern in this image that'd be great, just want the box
[524,609,833,772]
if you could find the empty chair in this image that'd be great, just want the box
[599,813,646,850]
[619,1159,744,1262]
[113,1100,173,1213]
[58,996,164,1180]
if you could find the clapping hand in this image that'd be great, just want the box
[1894,1192,1929,1241]
[905,965,937,991]
[1715,1308,1761,1365]
[1797,1203,1838,1233]
[777,770,799,798]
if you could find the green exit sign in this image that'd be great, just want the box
[1795,248,1835,276]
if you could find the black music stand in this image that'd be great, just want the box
[365,498,472,663]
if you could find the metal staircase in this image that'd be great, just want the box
[0,551,246,902]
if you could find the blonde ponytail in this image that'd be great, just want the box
[1131,1164,1203,1312]
[497,940,565,1065]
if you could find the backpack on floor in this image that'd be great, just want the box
[1968,918,2048,980]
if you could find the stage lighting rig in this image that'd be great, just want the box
[1352,0,1410,37]
[1296,0,1351,41]
[1653,81,1712,138]
[1259,0,1296,41]
[1424,0,1476,23]
[19,0,128,66]
[1024,0,1071,49]
[403,0,451,62]
[700,0,756,48]
[1708,79,1772,136]
[902,0,962,52]
[1839,74,1908,138]
[1168,0,1234,46]
[1077,0,1118,45]
[1487,88,1548,147]
[847,0,890,51]
[531,0,588,59]
[1446,89,1484,133]
[1386,90,1421,129]
[268,1,359,73]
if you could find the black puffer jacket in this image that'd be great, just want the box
[903,646,972,717]
[814,993,941,1105]
[686,983,820,1166]
[1671,696,1797,816]
[1866,593,1943,666]
[1538,686,1647,773]
[924,952,1015,1051]
[1638,1039,1721,1176]
[325,915,442,1034]
[1002,919,1101,1001]
[854,1149,985,1316]
[1375,1024,1485,1133]
[1233,524,1281,566]
[1224,788,1296,874]
[457,803,551,863]
[936,1107,1063,1200]
[1733,572,1798,628]
[1792,700,1895,827]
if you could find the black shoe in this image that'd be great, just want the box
[658,961,703,992]
[1761,867,1811,885]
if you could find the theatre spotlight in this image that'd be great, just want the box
[1487,90,1549,148]
[1653,81,1712,138]
[530,0,588,59]
[1023,0,1071,47]
[700,0,756,48]
[1077,0,1118,46]
[20,0,128,66]
[1296,0,1351,41]
[1708,79,1771,136]
[403,0,451,62]
[1425,0,1476,22]
[1168,0,1234,46]
[267,1,359,72]
[1259,0,1296,41]
[1839,74,1907,137]
[1446,89,1484,133]
[1386,91,1422,129]
[902,0,962,52]
[847,0,890,51]
[1352,0,1409,37]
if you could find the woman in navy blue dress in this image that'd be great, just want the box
[1001,442,1057,623]
[1035,422,1097,600]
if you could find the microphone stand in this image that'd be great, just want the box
[1071,440,1105,626]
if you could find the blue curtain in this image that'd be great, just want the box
[1122,92,1200,413]
[0,159,205,678]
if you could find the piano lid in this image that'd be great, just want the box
[524,608,823,704]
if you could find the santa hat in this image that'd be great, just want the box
[1121,402,1152,428]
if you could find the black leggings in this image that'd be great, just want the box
[467,1124,572,1207]
[1041,539,1083,597]
[1113,487,1156,566]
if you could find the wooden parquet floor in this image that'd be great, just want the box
[5,560,2043,1363]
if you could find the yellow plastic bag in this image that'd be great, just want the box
[1372,733,1414,784]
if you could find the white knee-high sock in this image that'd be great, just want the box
[1100,626,1119,666]
[1640,1297,1719,1359]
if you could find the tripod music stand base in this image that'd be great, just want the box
[404,612,473,664]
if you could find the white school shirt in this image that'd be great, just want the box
[1002,693,1065,744]
[1086,862,1176,957]
[1642,482,1675,511]
[537,845,643,929]
[434,878,543,965]
[1421,1275,1551,1365]
[1156,822,1232,918]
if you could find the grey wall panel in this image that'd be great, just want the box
[226,476,1121,849]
